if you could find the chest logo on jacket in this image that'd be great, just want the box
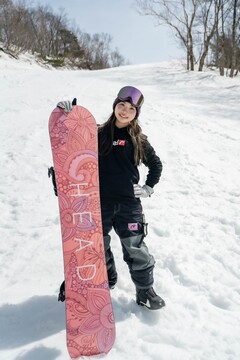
[113,139,126,147]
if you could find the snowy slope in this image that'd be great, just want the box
[0,52,240,360]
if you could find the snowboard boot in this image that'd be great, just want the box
[58,281,65,302]
[136,287,165,310]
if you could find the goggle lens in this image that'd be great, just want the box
[117,86,144,108]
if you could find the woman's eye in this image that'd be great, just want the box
[128,107,135,113]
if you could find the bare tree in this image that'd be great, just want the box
[78,32,113,69]
[0,0,14,48]
[110,48,126,67]
[229,0,239,76]
[214,0,225,75]
[0,0,126,69]
[0,0,32,52]
[197,0,221,71]
[211,0,239,76]
[11,2,35,52]
[135,0,240,75]
[134,0,199,70]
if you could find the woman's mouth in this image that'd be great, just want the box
[119,114,128,119]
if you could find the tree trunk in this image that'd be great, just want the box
[198,48,208,71]
[189,32,195,71]
[229,0,238,77]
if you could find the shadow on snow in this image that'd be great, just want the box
[15,345,61,360]
[0,295,65,349]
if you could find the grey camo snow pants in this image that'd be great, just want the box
[101,200,155,289]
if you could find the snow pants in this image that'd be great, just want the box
[101,200,155,289]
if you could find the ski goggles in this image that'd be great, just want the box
[117,86,144,108]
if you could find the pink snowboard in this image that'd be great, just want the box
[49,105,115,358]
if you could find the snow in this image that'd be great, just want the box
[0,52,240,360]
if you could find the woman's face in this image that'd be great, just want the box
[114,101,137,128]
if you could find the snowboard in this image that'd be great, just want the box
[48,105,115,358]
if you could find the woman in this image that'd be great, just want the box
[57,86,165,310]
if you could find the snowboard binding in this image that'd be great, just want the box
[58,281,65,302]
[48,166,58,196]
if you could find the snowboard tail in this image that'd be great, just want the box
[49,105,115,358]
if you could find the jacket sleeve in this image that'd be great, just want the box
[142,141,162,188]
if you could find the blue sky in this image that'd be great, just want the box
[34,0,184,64]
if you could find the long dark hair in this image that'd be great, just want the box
[98,113,147,165]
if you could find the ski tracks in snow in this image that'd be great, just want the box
[140,88,240,358]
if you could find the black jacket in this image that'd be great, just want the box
[98,126,162,202]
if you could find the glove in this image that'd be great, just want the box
[133,184,154,198]
[57,98,77,112]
